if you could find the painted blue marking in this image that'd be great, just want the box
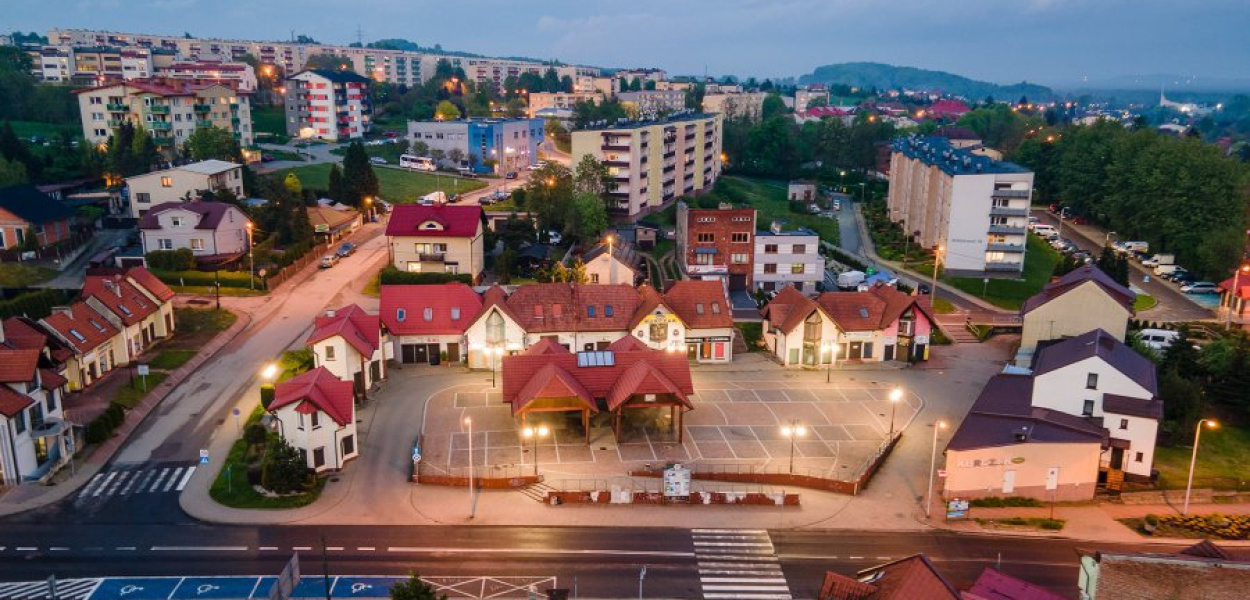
[171,577,259,599]
[91,578,180,600]
[333,577,405,597]
[288,577,333,598]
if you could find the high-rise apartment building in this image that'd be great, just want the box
[284,70,372,142]
[76,81,253,157]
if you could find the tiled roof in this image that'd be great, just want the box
[307,206,359,231]
[630,284,670,327]
[1218,274,1250,300]
[818,571,877,600]
[761,285,824,334]
[385,204,482,238]
[663,280,732,329]
[1033,329,1157,395]
[1021,265,1135,315]
[927,99,971,117]
[605,360,692,411]
[815,284,933,332]
[125,267,175,302]
[271,367,355,427]
[854,555,962,600]
[307,305,380,357]
[39,368,68,390]
[379,284,482,336]
[0,348,41,383]
[946,374,1106,452]
[138,201,244,231]
[1102,393,1163,420]
[0,185,75,225]
[964,567,1068,600]
[40,303,120,355]
[505,283,639,333]
[1181,540,1250,562]
[0,385,34,419]
[83,274,159,327]
[2,317,52,352]
[511,363,597,415]
[501,344,693,415]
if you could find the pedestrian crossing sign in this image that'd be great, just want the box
[199,449,210,464]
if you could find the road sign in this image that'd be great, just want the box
[937,469,947,478]
[136,364,150,376]
[412,442,422,463]
[199,449,210,465]
[269,553,301,600]
[232,408,241,417]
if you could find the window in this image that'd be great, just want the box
[605,305,614,317]
[590,273,600,283]
[13,410,25,434]
[1086,373,1098,389]
[731,232,749,243]
[534,305,544,319]
[136,192,151,204]
[396,308,406,322]
[649,320,668,341]
[791,263,805,274]
[325,346,336,361]
[170,216,185,228]
[764,263,777,274]
[711,302,721,314]
[313,446,326,468]
[792,244,806,254]
[695,303,705,315]
[1120,418,1129,430]
[731,253,748,264]
[342,435,355,456]
[696,233,714,243]
[451,307,461,321]
[310,412,321,429]
[1135,452,1144,463]
[764,244,778,254]
[45,390,57,413]
[423,308,433,321]
[1082,400,1095,416]
[190,238,205,251]
[159,239,173,250]
[695,253,714,265]
[160,176,172,187]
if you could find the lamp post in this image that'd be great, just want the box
[465,416,476,518]
[930,245,943,309]
[925,420,948,519]
[489,345,503,388]
[888,387,902,440]
[606,233,616,284]
[1225,265,1249,330]
[858,182,866,204]
[1183,419,1218,515]
[522,424,549,478]
[780,420,807,474]
[245,222,255,290]
[363,196,373,223]
[825,342,839,383]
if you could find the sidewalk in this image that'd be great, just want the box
[0,310,250,517]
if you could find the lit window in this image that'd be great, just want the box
[325,346,336,361]
[160,176,172,187]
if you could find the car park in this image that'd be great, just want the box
[336,242,356,258]
[1181,282,1218,294]
[319,254,340,269]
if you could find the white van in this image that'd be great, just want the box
[1032,224,1058,239]
[836,270,866,290]
[1137,328,1179,352]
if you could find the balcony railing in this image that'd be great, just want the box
[149,121,172,131]
[985,261,1023,272]
[985,243,1026,253]
[106,102,127,112]
[193,103,212,112]
[989,206,1029,217]
[992,189,1031,199]
[151,135,174,145]
[602,143,630,152]
[987,224,1026,235]
[195,119,213,128]
[147,105,170,114]
[418,253,446,262]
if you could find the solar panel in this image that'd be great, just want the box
[576,351,615,367]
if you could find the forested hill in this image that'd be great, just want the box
[798,62,1053,101]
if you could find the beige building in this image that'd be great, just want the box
[385,204,485,283]
[527,92,602,118]
[1016,265,1135,367]
[583,240,639,285]
[702,92,768,122]
[125,160,245,218]
[570,113,723,217]
[76,80,253,159]
[794,85,830,112]
[617,90,686,116]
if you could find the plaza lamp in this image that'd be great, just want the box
[888,388,903,440]
[925,420,948,519]
[780,420,807,474]
[522,425,550,478]
[825,342,839,383]
[1183,419,1218,515]
[929,245,944,309]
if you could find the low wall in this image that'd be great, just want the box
[545,490,800,506]
[414,473,537,489]
[1118,489,1250,506]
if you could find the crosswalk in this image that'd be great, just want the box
[692,529,792,600]
[76,462,196,504]
[0,577,100,599]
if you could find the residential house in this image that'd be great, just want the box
[307,305,389,400]
[760,286,840,367]
[0,185,76,251]
[81,270,172,363]
[631,281,734,362]
[39,303,123,391]
[462,285,526,369]
[963,568,1070,600]
[385,204,485,283]
[754,222,823,293]
[818,555,962,600]
[582,240,639,285]
[1017,265,1135,367]
[75,80,253,158]
[380,283,482,365]
[676,201,755,291]
[761,284,935,366]
[269,367,358,473]
[139,201,251,264]
[0,347,70,486]
[469,283,641,362]
[307,205,362,243]
[701,92,767,122]
[786,180,818,203]
[125,160,245,218]
[616,90,686,115]
[527,92,602,119]
[284,69,373,142]
[1077,542,1250,600]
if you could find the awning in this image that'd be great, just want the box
[694,248,718,255]
[1108,437,1131,449]
[30,417,67,439]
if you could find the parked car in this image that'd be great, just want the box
[546,230,563,245]
[369,157,388,165]
[1027,216,1040,230]
[319,254,341,269]
[505,171,518,179]
[478,196,496,206]
[1181,282,1218,294]
[1137,328,1180,352]
[336,242,356,258]
[1172,273,1198,285]
[262,153,275,162]
[458,167,478,178]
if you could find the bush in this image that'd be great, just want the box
[378,266,473,286]
[244,423,268,447]
[85,402,128,444]
[261,438,312,494]
[970,496,1044,508]
[259,384,275,410]
[145,248,196,271]
[0,289,71,321]
[1039,518,1065,530]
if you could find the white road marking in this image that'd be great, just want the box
[150,546,249,551]
[386,546,695,558]
[703,585,791,592]
[148,468,172,492]
[162,467,185,492]
[294,546,313,551]
[175,466,197,491]
[357,546,376,551]
[15,547,37,551]
[327,546,345,551]
[259,546,280,551]
[78,473,106,498]
[91,471,118,497]
[49,547,70,551]
[116,547,136,551]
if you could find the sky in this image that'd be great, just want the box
[7,0,1250,87]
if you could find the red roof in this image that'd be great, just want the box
[0,348,40,383]
[505,283,640,333]
[853,555,961,600]
[501,344,693,415]
[40,303,120,355]
[125,267,175,302]
[804,106,854,118]
[815,284,934,332]
[0,385,33,419]
[663,280,732,329]
[3,317,72,364]
[927,99,971,118]
[819,571,878,600]
[83,274,159,327]
[271,367,355,427]
[964,568,1068,600]
[761,285,823,334]
[379,284,482,336]
[1218,274,1250,300]
[307,305,380,357]
[40,368,68,390]
[385,204,483,238]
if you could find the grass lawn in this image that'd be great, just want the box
[147,349,197,371]
[484,199,520,212]
[735,322,763,351]
[1154,420,1250,490]
[975,517,1065,531]
[718,177,841,246]
[113,372,169,409]
[6,120,79,140]
[277,163,487,204]
[362,271,381,298]
[0,263,57,287]
[168,285,267,298]
[167,308,238,351]
[931,297,957,314]
[331,142,407,165]
[251,105,287,139]
[264,149,304,162]
[945,235,1062,310]
[1134,294,1158,311]
[209,432,325,509]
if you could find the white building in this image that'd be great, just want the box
[795,85,830,112]
[126,160,244,218]
[405,118,544,174]
[82,272,173,364]
[284,69,372,141]
[139,201,251,261]
[380,283,483,365]
[0,348,70,486]
[306,305,389,401]
[887,136,1034,277]
[583,240,639,285]
[75,80,254,158]
[270,367,358,473]
[754,223,823,294]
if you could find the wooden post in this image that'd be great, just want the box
[583,409,590,444]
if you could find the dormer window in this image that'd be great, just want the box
[695,303,705,315]
[423,308,433,321]
[119,305,132,316]
[88,319,106,332]
[552,304,563,317]
[396,308,406,322]
[588,305,596,317]
[451,307,461,320]
[711,302,721,314]
[605,305,614,317]
[534,305,544,319]
[70,329,86,342]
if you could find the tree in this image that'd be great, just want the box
[395,139,410,155]
[389,573,446,600]
[284,172,303,196]
[447,148,465,167]
[761,95,787,120]
[573,154,613,199]
[184,126,243,162]
[305,54,350,71]
[327,163,345,201]
[0,156,28,186]
[523,163,574,232]
[541,68,561,93]
[261,438,310,494]
[1095,245,1130,287]
[341,142,379,205]
[412,140,430,157]
[435,100,461,121]
[564,193,609,243]
[495,248,516,285]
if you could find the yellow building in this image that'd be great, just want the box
[385,204,485,283]
[75,80,253,159]
[1016,265,1135,367]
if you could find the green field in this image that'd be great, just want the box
[945,235,1063,310]
[6,120,79,140]
[250,105,287,138]
[1155,421,1250,491]
[277,163,487,203]
[0,264,57,287]
[687,177,841,246]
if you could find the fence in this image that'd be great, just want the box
[263,242,328,290]
[0,230,94,264]
[414,462,537,488]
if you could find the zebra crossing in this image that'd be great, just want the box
[692,529,792,600]
[0,577,100,599]
[75,462,196,504]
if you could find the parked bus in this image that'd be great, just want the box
[399,155,436,172]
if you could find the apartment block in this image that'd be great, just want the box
[76,80,254,158]
[527,92,602,118]
[614,68,667,85]
[617,90,686,115]
[794,84,830,112]
[754,222,824,293]
[676,202,755,291]
[887,136,1034,277]
[284,70,372,142]
[407,118,544,174]
[570,113,723,217]
[702,92,768,122]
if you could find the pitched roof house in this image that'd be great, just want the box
[270,367,359,472]
[306,305,388,397]
[1017,265,1134,367]
[385,204,485,283]
[0,184,76,250]
[763,284,934,365]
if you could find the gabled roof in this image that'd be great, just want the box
[761,285,826,334]
[663,280,732,329]
[270,367,355,427]
[83,274,159,327]
[125,267,175,302]
[606,360,692,411]
[523,337,568,355]
[0,385,34,419]
[0,185,75,225]
[927,99,970,117]
[138,201,245,231]
[1021,265,1135,315]
[511,363,597,415]
[1218,274,1250,300]
[175,160,241,176]
[379,284,482,336]
[964,567,1068,600]
[853,555,962,600]
[608,336,651,352]
[0,348,41,383]
[1033,329,1157,395]
[583,239,638,270]
[307,205,359,231]
[505,283,639,333]
[307,305,380,357]
[816,284,933,332]
[819,571,878,600]
[1102,393,1163,420]
[385,204,482,238]
[479,284,521,324]
[946,374,1106,452]
[629,284,671,327]
[501,343,693,415]
[40,303,120,355]
[1181,540,1250,562]
[3,317,73,364]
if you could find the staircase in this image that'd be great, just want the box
[518,480,555,502]
[933,312,984,343]
[732,328,749,355]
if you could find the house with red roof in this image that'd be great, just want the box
[1017,264,1134,367]
[760,285,840,367]
[926,99,971,120]
[0,341,71,486]
[381,283,482,366]
[39,302,124,391]
[139,200,252,266]
[386,204,485,284]
[82,269,172,364]
[500,338,694,443]
[762,284,932,366]
[629,281,735,362]
[462,285,525,369]
[269,367,358,473]
[1218,270,1249,330]
[819,555,962,600]
[307,305,389,399]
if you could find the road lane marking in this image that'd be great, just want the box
[15,547,37,551]
[259,546,280,551]
[150,546,249,551]
[357,546,376,551]
[116,547,136,551]
[175,466,197,491]
[148,468,172,492]
[118,469,145,495]
[78,473,106,498]
[385,546,695,558]
[163,467,185,492]
[703,585,791,592]
[701,578,789,584]
[294,546,313,551]
[49,547,69,551]
[327,546,345,551]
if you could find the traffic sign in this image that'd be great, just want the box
[199,449,210,465]
[412,443,422,463]
[136,364,150,376]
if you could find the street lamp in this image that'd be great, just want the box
[1225,265,1249,330]
[888,388,902,440]
[464,416,476,518]
[363,196,373,223]
[925,420,948,519]
[522,424,550,478]
[261,363,278,381]
[930,245,943,309]
[606,233,616,284]
[1183,419,1218,515]
[489,345,504,388]
[780,420,807,474]
[825,342,839,383]
[245,222,255,290]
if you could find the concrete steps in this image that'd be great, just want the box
[518,480,555,502]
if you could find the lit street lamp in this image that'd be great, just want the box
[1183,419,1218,515]
[245,222,255,290]
[522,425,550,478]
[930,245,943,309]
[825,342,839,383]
[888,388,902,440]
[925,420,948,519]
[780,420,807,474]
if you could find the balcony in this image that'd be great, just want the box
[987,224,1026,235]
[106,119,124,127]
[193,103,212,112]
[985,261,1024,272]
[985,243,1026,253]
[418,253,446,262]
[149,121,172,131]
[147,105,170,114]
[604,159,630,168]
[231,117,241,125]
[602,143,630,152]
[195,119,213,128]
[151,135,174,145]
[989,206,1029,217]
[992,189,1031,199]
[106,102,128,112]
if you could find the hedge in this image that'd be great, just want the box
[85,402,127,444]
[0,289,71,320]
[378,267,472,286]
[145,248,195,271]
[151,269,256,288]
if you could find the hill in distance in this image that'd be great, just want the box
[797,62,1053,101]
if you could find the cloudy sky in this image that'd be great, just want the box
[8,0,1248,86]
